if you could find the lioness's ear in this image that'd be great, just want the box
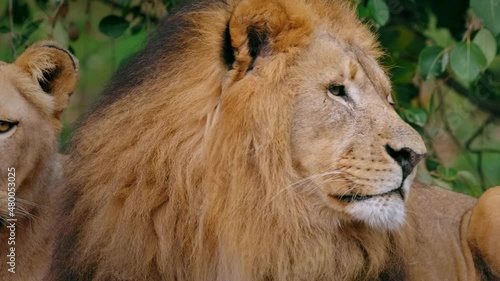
[15,40,79,119]
[227,0,312,78]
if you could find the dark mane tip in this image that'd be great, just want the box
[222,23,235,69]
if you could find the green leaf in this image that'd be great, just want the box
[36,0,50,9]
[473,29,497,68]
[455,171,482,197]
[403,108,428,127]
[425,158,440,171]
[117,0,132,5]
[391,59,416,84]
[13,19,43,49]
[425,28,455,48]
[130,22,144,35]
[441,52,449,72]
[12,1,29,25]
[437,166,458,181]
[53,21,68,49]
[418,46,446,80]
[367,0,390,26]
[98,15,130,39]
[424,15,456,48]
[450,42,487,82]
[380,26,416,52]
[471,0,500,36]
[357,5,369,19]
[431,177,454,190]
[393,84,418,107]
[0,26,9,33]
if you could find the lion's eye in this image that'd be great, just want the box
[327,85,347,98]
[0,121,17,134]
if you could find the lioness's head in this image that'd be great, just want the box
[225,0,426,230]
[0,41,78,223]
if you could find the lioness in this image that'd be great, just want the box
[0,41,78,281]
[45,0,498,280]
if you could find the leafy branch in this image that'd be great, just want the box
[445,76,500,117]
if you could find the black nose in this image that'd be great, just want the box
[385,145,424,180]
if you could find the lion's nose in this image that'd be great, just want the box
[385,145,425,180]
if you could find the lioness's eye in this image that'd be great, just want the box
[327,85,347,98]
[0,121,17,134]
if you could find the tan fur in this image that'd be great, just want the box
[0,41,78,281]
[46,1,496,281]
[403,183,480,280]
[400,184,500,280]
[468,186,500,277]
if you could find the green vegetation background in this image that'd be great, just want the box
[1,0,499,195]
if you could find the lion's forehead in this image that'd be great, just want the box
[0,66,54,120]
[300,33,392,102]
[0,72,27,118]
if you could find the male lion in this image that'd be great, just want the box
[47,0,498,280]
[0,41,78,281]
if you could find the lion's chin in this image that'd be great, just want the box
[326,186,407,230]
[345,194,406,231]
[343,177,414,231]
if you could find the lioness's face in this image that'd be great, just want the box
[0,66,56,222]
[290,34,426,230]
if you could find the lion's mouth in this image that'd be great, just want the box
[330,186,404,203]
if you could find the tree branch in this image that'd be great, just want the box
[445,77,500,117]
[99,0,149,20]
[465,116,495,151]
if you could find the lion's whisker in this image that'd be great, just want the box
[337,184,358,198]
[289,171,347,188]
[265,171,347,206]
[17,198,46,209]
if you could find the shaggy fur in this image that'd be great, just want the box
[468,186,500,278]
[46,0,497,280]
[0,41,78,281]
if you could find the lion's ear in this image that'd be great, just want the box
[15,41,78,119]
[227,0,312,78]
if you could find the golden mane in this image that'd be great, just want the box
[48,1,410,280]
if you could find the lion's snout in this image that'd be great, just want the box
[384,145,425,180]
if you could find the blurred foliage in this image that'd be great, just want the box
[1,0,499,195]
[356,0,500,195]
